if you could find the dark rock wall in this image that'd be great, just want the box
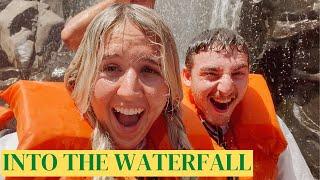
[239,1,319,178]
[0,0,101,88]
[0,0,66,88]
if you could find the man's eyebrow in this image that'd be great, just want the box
[233,64,248,71]
[199,67,221,72]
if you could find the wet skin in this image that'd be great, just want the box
[183,48,249,126]
[91,21,169,149]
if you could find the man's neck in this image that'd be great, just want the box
[220,124,229,135]
[198,113,230,135]
[199,116,230,148]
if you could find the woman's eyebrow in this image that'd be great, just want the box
[137,55,161,66]
[102,52,161,66]
[103,53,121,60]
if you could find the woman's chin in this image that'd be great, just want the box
[114,138,143,149]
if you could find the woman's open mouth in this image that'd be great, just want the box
[112,107,145,127]
[209,97,235,112]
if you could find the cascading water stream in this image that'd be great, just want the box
[209,0,243,30]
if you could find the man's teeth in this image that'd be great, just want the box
[114,107,144,115]
[211,97,234,103]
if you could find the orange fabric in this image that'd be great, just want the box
[182,74,287,180]
[0,106,14,129]
[0,74,287,180]
[0,80,172,150]
[0,81,92,150]
[0,80,174,180]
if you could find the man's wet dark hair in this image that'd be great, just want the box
[185,28,249,70]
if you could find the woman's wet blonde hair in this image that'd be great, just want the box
[64,4,191,152]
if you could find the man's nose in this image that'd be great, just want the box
[117,69,143,99]
[217,74,234,97]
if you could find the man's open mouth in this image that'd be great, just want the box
[210,97,235,112]
[112,107,144,127]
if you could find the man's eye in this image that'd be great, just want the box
[207,72,217,76]
[203,72,219,77]
[232,71,245,76]
[200,72,220,81]
[141,66,160,75]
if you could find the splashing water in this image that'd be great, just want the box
[209,0,243,30]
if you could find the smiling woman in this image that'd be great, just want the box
[64,4,191,151]
[91,22,169,150]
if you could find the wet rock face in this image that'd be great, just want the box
[0,0,11,11]
[240,0,319,178]
[260,27,319,178]
[61,0,101,19]
[0,47,10,67]
[0,0,38,66]
[239,0,269,68]
[0,0,104,88]
[0,0,68,87]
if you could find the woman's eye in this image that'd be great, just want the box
[104,64,120,72]
[101,64,122,81]
[141,66,160,75]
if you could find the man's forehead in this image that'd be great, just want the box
[194,48,248,58]
[190,53,247,72]
[193,50,248,62]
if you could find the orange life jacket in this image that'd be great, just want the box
[0,106,13,129]
[0,80,173,180]
[0,80,172,150]
[182,74,287,180]
[0,74,287,180]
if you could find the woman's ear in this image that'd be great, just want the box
[181,68,192,87]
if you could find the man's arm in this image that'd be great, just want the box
[61,0,155,51]
[61,0,129,51]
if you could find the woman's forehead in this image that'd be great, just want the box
[105,20,161,45]
[108,21,145,40]
[106,33,148,47]
[103,23,161,55]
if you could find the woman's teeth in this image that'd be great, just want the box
[114,107,144,115]
[112,106,144,127]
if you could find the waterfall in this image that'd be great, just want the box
[209,0,243,30]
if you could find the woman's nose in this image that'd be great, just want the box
[117,68,143,99]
